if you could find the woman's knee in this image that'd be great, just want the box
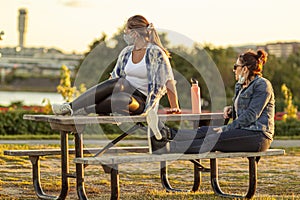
[258,137,272,152]
[129,97,144,114]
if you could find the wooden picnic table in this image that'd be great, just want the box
[23,113,224,200]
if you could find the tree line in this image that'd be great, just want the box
[75,28,300,112]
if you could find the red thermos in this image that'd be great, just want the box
[191,78,201,113]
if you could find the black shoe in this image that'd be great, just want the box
[150,123,172,154]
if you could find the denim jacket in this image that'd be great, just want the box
[111,43,175,113]
[222,76,275,140]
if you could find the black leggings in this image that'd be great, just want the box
[70,78,147,115]
[169,126,272,153]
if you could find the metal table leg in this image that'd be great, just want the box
[29,156,57,199]
[28,131,70,200]
[210,157,259,199]
[192,159,201,192]
[101,164,120,200]
[111,165,120,200]
[160,161,190,192]
[190,159,210,191]
[74,131,88,200]
[59,130,70,200]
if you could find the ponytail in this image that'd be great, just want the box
[147,23,170,57]
[256,49,268,65]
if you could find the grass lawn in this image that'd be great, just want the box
[0,144,299,200]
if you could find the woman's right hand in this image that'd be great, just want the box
[166,108,181,114]
[223,106,232,119]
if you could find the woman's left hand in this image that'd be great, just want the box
[213,127,223,133]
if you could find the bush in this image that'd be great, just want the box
[0,110,132,136]
[1,109,299,137]
[275,118,300,137]
[0,110,57,135]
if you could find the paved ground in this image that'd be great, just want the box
[270,140,300,147]
[0,139,299,147]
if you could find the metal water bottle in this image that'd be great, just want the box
[191,78,201,113]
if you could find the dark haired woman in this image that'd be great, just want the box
[52,15,180,116]
[153,49,275,154]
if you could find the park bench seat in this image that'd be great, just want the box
[4,146,148,157]
[73,149,284,165]
[73,149,285,199]
[3,146,149,200]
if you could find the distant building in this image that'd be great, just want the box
[0,47,83,77]
[257,42,300,58]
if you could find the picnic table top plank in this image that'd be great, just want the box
[23,113,224,125]
[73,149,285,165]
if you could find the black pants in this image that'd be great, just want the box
[70,78,146,115]
[169,126,272,153]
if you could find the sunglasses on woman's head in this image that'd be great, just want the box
[233,64,244,70]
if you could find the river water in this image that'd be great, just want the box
[0,91,64,106]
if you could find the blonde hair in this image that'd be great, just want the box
[126,15,170,57]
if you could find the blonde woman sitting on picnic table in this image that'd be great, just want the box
[52,15,180,116]
[151,49,275,154]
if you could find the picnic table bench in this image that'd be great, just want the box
[3,113,285,200]
[74,149,285,199]
[4,147,148,199]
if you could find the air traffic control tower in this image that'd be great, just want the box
[18,8,27,49]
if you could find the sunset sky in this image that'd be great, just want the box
[1,0,299,53]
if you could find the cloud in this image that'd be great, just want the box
[59,0,88,7]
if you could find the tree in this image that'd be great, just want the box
[74,25,300,113]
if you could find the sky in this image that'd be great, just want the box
[1,0,300,54]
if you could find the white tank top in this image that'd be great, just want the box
[124,53,148,95]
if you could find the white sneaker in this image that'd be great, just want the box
[51,103,73,115]
[146,108,162,140]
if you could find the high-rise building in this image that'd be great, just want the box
[18,8,27,49]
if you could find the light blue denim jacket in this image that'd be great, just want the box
[111,43,175,113]
[222,76,275,140]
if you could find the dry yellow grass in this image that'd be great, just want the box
[0,144,299,200]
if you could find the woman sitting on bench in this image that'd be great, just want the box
[153,49,275,154]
